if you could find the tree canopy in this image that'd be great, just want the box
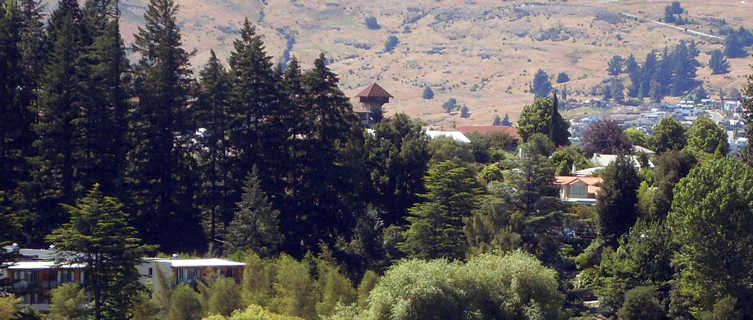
[517,97,570,146]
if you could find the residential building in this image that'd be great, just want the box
[554,176,604,205]
[351,82,393,127]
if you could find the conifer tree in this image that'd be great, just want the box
[399,160,481,259]
[47,184,152,320]
[31,0,85,237]
[709,49,731,74]
[227,18,285,217]
[741,63,753,165]
[129,0,204,252]
[0,0,32,193]
[289,53,367,255]
[597,155,640,247]
[226,166,282,257]
[195,50,232,247]
[17,0,46,109]
[531,69,552,98]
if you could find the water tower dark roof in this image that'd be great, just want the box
[356,83,393,99]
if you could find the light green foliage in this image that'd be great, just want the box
[206,277,244,317]
[624,127,648,146]
[169,284,203,320]
[574,238,604,269]
[668,158,753,316]
[480,164,503,183]
[701,296,742,320]
[241,252,275,307]
[356,271,379,308]
[268,255,318,319]
[0,295,18,320]
[202,305,303,320]
[352,251,562,320]
[516,98,569,146]
[650,117,686,153]
[617,286,667,320]
[49,283,89,320]
[489,132,518,152]
[550,146,590,175]
[400,160,481,259]
[130,291,160,320]
[427,137,474,164]
[686,116,728,155]
[636,181,655,218]
[521,133,555,157]
[315,260,356,318]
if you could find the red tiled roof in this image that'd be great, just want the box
[455,126,520,139]
[356,83,393,98]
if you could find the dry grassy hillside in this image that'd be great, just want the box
[56,0,753,126]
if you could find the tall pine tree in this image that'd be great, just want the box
[129,0,204,252]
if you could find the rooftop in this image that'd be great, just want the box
[355,83,393,99]
[8,261,86,270]
[153,258,245,268]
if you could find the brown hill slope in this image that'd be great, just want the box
[51,0,753,126]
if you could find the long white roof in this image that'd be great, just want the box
[154,258,245,268]
[425,129,471,144]
[8,261,86,270]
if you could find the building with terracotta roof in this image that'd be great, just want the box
[455,125,520,140]
[352,82,393,127]
[553,176,604,205]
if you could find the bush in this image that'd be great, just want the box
[422,86,434,99]
[49,283,89,320]
[315,260,356,318]
[207,277,243,316]
[269,255,319,319]
[356,271,379,308]
[202,305,303,320]
[617,286,666,320]
[556,72,570,83]
[384,36,398,52]
[0,295,18,320]
[364,16,380,30]
[480,164,503,183]
[349,251,562,320]
[170,284,203,320]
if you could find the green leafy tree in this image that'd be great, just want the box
[226,166,282,257]
[204,277,243,317]
[581,120,632,155]
[650,117,686,153]
[315,260,356,318]
[46,185,152,320]
[269,255,318,319]
[531,69,552,98]
[668,158,753,317]
[709,49,730,74]
[49,283,89,320]
[517,97,569,146]
[427,137,474,164]
[596,155,639,246]
[364,113,430,226]
[399,160,481,259]
[129,0,204,252]
[169,284,203,320]
[624,127,648,146]
[356,270,379,308]
[0,294,19,320]
[463,195,522,255]
[651,150,696,220]
[348,251,562,320]
[687,116,728,155]
[617,286,667,320]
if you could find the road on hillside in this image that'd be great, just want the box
[620,12,724,41]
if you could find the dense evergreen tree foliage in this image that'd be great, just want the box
[517,97,569,146]
[364,113,430,226]
[556,71,570,83]
[709,49,730,74]
[226,167,282,257]
[421,86,433,99]
[650,117,687,153]
[669,158,753,317]
[596,155,639,246]
[622,42,700,101]
[399,160,481,259]
[687,116,728,155]
[607,55,623,75]
[47,185,151,320]
[742,63,753,164]
[129,0,204,252]
[531,69,552,98]
[651,150,696,220]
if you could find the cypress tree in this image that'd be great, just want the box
[30,0,85,240]
[17,0,46,111]
[129,0,204,252]
[195,50,232,247]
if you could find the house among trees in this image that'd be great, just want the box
[352,82,393,127]
[2,244,244,311]
[554,176,604,205]
[456,125,520,141]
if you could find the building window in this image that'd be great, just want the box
[148,268,153,277]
